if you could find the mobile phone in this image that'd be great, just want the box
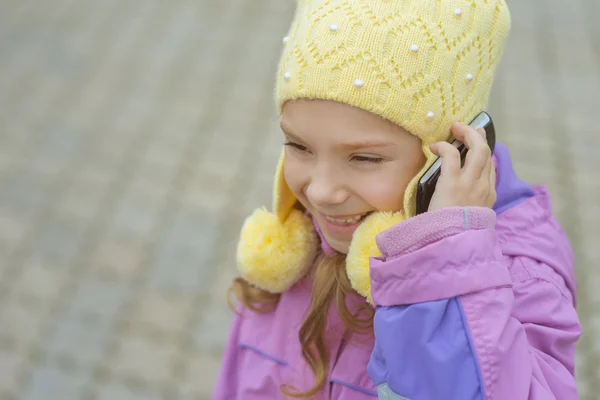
[415,111,495,215]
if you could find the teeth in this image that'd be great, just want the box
[325,214,366,225]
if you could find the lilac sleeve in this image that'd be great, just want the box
[367,207,580,400]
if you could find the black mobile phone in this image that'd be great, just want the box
[415,111,495,215]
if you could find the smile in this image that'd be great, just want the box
[324,213,370,226]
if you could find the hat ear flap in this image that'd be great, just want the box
[236,149,318,293]
[346,210,406,305]
[273,149,298,222]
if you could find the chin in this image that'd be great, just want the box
[327,238,350,255]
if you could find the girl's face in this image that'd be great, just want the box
[281,99,425,254]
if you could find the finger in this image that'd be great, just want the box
[488,164,497,207]
[451,122,490,178]
[481,150,493,181]
[430,141,461,177]
[489,157,497,188]
[452,122,487,146]
[477,127,487,140]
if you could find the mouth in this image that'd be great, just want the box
[323,212,372,226]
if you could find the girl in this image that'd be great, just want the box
[213,0,581,399]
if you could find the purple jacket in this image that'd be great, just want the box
[212,144,581,400]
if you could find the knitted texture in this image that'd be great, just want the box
[236,0,511,298]
[277,0,510,138]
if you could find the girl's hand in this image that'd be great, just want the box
[428,121,496,212]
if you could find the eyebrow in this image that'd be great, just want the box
[338,140,395,151]
[281,123,395,150]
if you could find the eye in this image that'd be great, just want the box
[284,141,309,153]
[352,155,385,164]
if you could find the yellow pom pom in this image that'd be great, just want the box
[346,211,406,304]
[237,208,317,293]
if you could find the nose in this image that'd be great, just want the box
[304,165,348,209]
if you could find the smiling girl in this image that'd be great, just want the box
[212,0,581,399]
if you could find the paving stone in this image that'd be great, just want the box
[87,236,147,281]
[210,264,238,299]
[55,179,111,223]
[21,362,89,400]
[131,160,182,192]
[197,138,245,183]
[125,289,195,334]
[108,332,179,385]
[140,135,188,171]
[180,353,223,399]
[0,209,29,255]
[0,171,51,214]
[146,209,220,292]
[76,153,123,188]
[60,277,130,321]
[0,148,18,173]
[237,177,275,218]
[10,260,69,303]
[181,175,230,216]
[93,382,163,400]
[25,215,87,265]
[0,350,23,397]
[26,154,71,181]
[33,125,88,161]
[0,295,49,353]
[44,312,113,366]
[106,186,165,241]
[194,300,234,355]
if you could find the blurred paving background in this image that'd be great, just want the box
[0,0,597,399]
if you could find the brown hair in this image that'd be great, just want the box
[229,251,374,398]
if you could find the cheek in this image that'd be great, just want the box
[355,165,417,211]
[283,157,307,198]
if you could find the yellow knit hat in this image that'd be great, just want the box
[238,0,511,303]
